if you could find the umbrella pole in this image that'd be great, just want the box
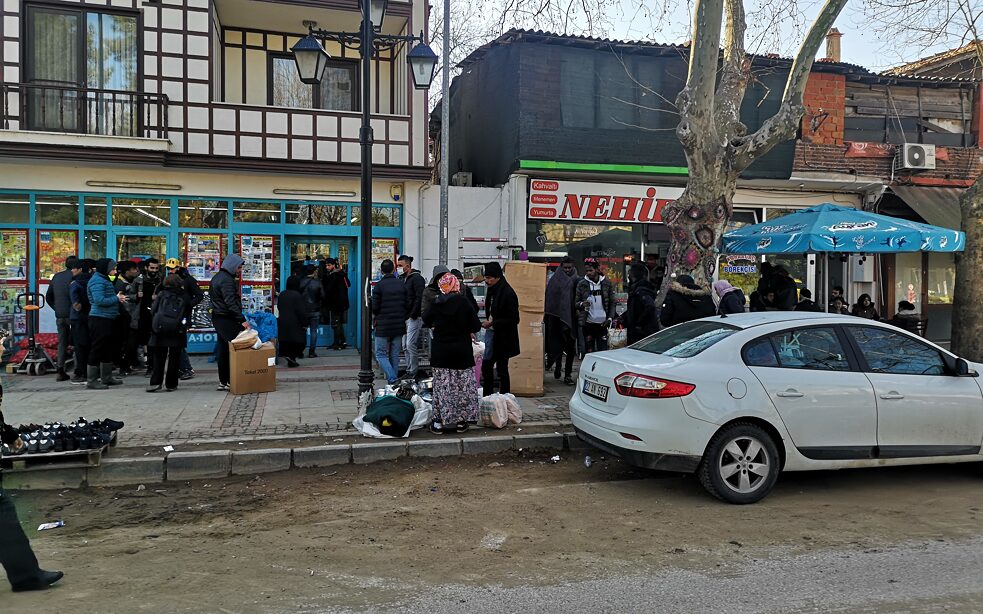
[824,253,829,313]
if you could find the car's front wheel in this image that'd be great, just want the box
[698,422,780,504]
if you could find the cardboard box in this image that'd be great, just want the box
[509,355,545,397]
[230,341,277,395]
[505,261,547,312]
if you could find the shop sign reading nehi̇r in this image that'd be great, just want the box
[528,179,684,223]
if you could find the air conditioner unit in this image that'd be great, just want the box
[901,143,936,170]
[451,172,473,187]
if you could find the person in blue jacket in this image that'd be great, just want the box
[86,258,126,390]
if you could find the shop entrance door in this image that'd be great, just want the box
[113,232,168,264]
[285,237,355,349]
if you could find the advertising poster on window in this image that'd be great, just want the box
[0,230,28,281]
[241,284,274,313]
[371,238,398,282]
[239,235,275,282]
[190,292,213,330]
[37,230,78,282]
[185,234,223,281]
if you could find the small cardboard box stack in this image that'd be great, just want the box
[230,341,277,395]
[504,261,547,397]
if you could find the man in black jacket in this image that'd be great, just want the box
[398,255,425,378]
[0,383,64,592]
[372,259,410,384]
[209,254,250,391]
[481,262,520,396]
[625,264,659,344]
[660,274,716,328]
[45,256,80,381]
[164,258,204,380]
[322,258,351,350]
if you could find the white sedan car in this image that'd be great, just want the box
[571,312,983,504]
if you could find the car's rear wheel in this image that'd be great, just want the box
[698,422,780,504]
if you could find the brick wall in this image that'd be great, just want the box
[793,141,983,185]
[800,71,846,145]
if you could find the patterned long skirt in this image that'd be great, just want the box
[432,367,480,425]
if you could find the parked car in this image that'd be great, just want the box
[570,312,983,504]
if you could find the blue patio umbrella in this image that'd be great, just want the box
[722,203,964,255]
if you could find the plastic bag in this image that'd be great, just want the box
[230,328,261,350]
[608,327,627,349]
[352,389,432,438]
[246,312,278,343]
[472,340,485,385]
[480,395,509,429]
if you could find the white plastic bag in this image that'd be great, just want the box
[608,327,627,349]
[353,392,432,438]
[472,341,485,360]
[231,328,261,350]
[480,393,521,428]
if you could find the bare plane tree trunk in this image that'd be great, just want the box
[950,176,983,360]
[663,0,847,297]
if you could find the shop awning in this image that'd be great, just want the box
[890,185,964,231]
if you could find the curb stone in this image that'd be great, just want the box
[6,431,575,489]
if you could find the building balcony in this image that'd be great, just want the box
[0,83,171,152]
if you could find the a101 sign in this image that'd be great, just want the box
[528,179,684,223]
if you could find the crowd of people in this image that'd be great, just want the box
[47,256,202,392]
[368,256,519,434]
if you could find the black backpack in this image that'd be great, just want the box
[153,291,186,334]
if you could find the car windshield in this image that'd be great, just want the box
[631,321,739,358]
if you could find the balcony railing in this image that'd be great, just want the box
[1,83,169,140]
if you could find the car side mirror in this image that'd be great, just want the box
[955,358,978,377]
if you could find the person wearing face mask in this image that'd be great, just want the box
[86,258,126,390]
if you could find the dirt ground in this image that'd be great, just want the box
[3,451,982,613]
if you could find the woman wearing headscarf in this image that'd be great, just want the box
[851,294,879,320]
[86,258,125,390]
[423,273,482,433]
[713,280,746,315]
[277,275,309,368]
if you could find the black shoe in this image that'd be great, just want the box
[56,370,70,382]
[286,358,299,368]
[563,376,575,386]
[178,370,195,381]
[146,385,162,393]
[554,364,562,380]
[11,570,63,592]
[308,351,318,358]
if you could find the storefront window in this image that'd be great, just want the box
[179,200,228,228]
[716,211,760,297]
[927,252,955,304]
[533,222,641,302]
[351,207,399,227]
[896,252,923,312]
[233,202,281,223]
[285,203,348,225]
[112,198,172,227]
[116,234,167,261]
[36,195,79,224]
[0,194,30,223]
[0,230,29,280]
[84,196,108,225]
[37,230,78,280]
[84,230,106,260]
[180,232,224,281]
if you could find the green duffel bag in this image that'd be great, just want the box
[363,395,415,437]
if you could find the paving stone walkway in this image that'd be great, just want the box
[1,351,573,448]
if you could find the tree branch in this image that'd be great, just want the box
[683,0,725,118]
[731,0,847,172]
[715,0,749,141]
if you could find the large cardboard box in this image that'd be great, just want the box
[505,261,547,312]
[230,342,277,395]
[509,356,546,396]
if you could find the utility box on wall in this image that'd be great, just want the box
[851,255,875,282]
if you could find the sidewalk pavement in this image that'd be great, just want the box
[1,351,575,449]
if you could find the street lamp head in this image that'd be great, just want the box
[291,34,328,85]
[407,41,438,90]
[359,0,388,30]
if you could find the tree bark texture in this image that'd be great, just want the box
[950,175,983,360]
[664,0,847,298]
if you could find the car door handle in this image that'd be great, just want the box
[777,389,804,398]
[879,392,905,400]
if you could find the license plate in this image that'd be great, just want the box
[583,380,609,402]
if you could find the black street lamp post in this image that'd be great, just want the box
[291,1,436,394]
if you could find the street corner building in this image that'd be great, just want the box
[0,0,433,351]
[426,30,982,343]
